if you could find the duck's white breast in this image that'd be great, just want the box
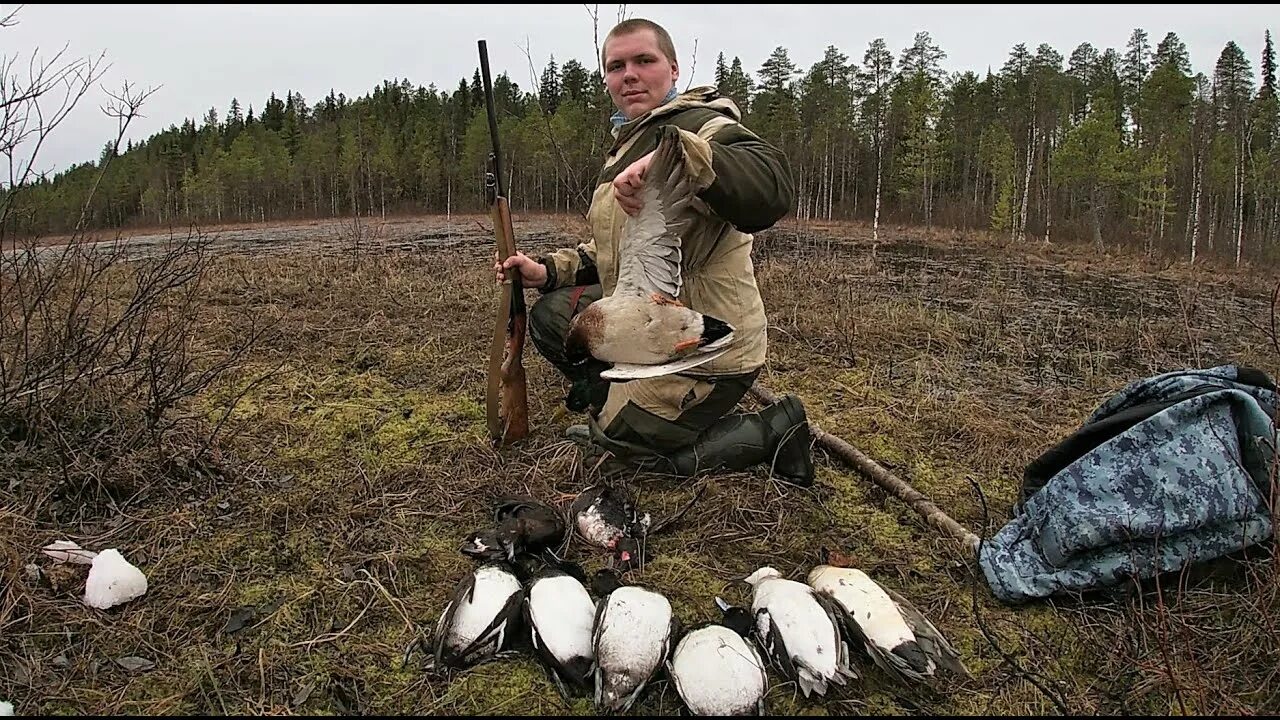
[670,625,766,715]
[753,578,840,674]
[450,565,521,647]
[529,575,597,663]
[809,566,913,650]
[596,587,673,670]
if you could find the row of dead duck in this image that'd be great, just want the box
[426,483,971,715]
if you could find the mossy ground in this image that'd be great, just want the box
[3,216,1278,715]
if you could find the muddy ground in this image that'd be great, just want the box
[2,213,1278,715]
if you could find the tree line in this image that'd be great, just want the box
[4,27,1278,263]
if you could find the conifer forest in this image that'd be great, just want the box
[6,28,1279,263]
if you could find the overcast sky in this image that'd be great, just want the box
[6,4,1272,178]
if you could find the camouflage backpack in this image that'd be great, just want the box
[979,365,1278,604]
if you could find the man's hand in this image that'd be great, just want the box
[612,150,654,217]
[494,250,548,288]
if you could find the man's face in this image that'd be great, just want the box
[603,29,678,120]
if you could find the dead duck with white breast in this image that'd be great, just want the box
[667,596,769,716]
[807,547,971,686]
[588,568,677,714]
[430,561,525,671]
[564,125,735,382]
[522,556,599,702]
[743,565,859,699]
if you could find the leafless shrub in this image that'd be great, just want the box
[0,9,267,523]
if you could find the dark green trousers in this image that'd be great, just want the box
[529,284,757,458]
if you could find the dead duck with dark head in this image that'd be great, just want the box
[667,596,769,716]
[522,556,599,702]
[430,561,525,671]
[807,547,971,686]
[460,495,566,563]
[567,482,708,569]
[588,568,677,714]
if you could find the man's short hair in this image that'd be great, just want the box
[602,18,678,69]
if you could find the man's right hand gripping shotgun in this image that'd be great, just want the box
[479,39,529,447]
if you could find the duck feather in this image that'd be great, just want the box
[615,125,696,301]
[599,345,731,381]
[881,586,971,679]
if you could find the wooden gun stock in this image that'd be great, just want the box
[479,38,529,447]
[486,196,529,446]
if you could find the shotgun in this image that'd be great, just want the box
[479,39,529,447]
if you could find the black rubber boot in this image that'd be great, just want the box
[657,394,815,486]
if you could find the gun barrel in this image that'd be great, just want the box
[478,40,506,198]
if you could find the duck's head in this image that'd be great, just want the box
[714,596,753,638]
[552,557,591,585]
[494,496,559,524]
[495,500,565,549]
[591,567,625,597]
[742,566,782,587]
[509,551,546,582]
[459,528,513,561]
[609,536,652,573]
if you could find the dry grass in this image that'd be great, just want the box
[2,214,1278,715]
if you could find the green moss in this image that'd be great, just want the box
[114,642,221,714]
[856,433,909,470]
[204,366,487,477]
[425,658,571,715]
[823,465,915,549]
[637,552,739,623]
[325,386,478,464]
[234,574,316,627]
[383,344,445,387]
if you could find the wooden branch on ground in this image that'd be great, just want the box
[749,382,983,559]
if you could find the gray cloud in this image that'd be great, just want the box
[6,3,1271,178]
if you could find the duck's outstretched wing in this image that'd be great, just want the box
[883,586,972,679]
[599,346,730,381]
[615,125,696,299]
